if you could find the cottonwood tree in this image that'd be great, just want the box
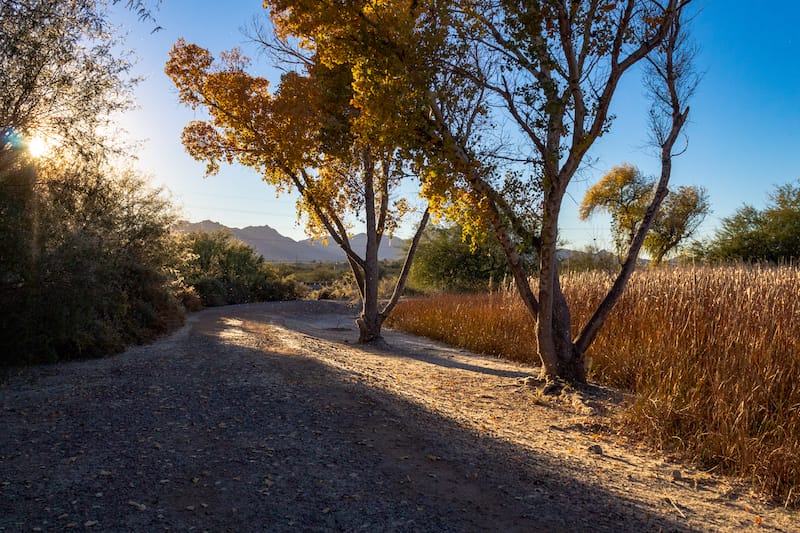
[166,41,430,342]
[580,164,709,265]
[579,164,655,260]
[266,0,698,384]
[644,184,709,264]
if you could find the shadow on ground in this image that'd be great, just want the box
[0,302,691,532]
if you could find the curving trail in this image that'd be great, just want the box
[1,301,796,532]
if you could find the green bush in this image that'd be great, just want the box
[175,230,300,306]
[409,223,520,293]
[704,181,800,263]
[0,154,184,365]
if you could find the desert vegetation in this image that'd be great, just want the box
[388,264,800,506]
[175,230,300,308]
[0,0,299,366]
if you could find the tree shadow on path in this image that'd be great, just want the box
[0,302,693,532]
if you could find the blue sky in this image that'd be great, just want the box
[114,1,800,249]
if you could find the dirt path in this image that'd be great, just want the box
[1,301,797,532]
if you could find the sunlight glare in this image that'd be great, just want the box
[27,136,49,158]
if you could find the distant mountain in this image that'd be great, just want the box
[301,233,409,262]
[175,220,407,263]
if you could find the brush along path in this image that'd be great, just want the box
[1,301,796,531]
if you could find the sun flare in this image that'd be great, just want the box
[27,136,49,158]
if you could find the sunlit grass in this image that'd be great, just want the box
[388,264,800,506]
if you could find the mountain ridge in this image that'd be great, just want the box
[175,220,407,263]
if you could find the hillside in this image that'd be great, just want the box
[176,220,407,263]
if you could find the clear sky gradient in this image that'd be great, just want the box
[113,1,800,249]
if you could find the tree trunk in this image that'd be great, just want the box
[536,183,587,384]
[551,273,587,383]
[358,152,383,343]
[358,243,382,343]
[357,310,383,343]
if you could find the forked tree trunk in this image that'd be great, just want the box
[550,273,587,383]
[357,309,382,343]
[535,187,588,384]
[357,208,430,343]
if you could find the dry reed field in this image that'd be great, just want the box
[387,265,800,506]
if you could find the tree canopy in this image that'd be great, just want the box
[705,181,800,263]
[166,38,432,342]
[580,163,710,265]
[0,0,146,159]
[264,0,698,383]
[580,164,655,258]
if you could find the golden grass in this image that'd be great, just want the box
[388,265,800,506]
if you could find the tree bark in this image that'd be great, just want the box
[380,207,430,320]
[535,185,586,383]
[358,152,382,343]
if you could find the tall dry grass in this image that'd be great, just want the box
[388,265,800,506]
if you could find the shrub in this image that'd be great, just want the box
[175,230,300,306]
[408,223,521,293]
[0,155,184,365]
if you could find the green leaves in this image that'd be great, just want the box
[581,163,710,264]
[707,181,800,263]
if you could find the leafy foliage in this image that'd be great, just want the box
[166,33,432,342]
[0,0,188,366]
[0,152,183,365]
[409,223,518,292]
[176,231,299,306]
[264,0,696,380]
[580,164,655,257]
[0,0,138,159]
[705,181,800,262]
[644,185,710,264]
[580,163,709,264]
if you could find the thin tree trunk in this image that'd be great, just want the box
[380,207,430,320]
[358,152,382,343]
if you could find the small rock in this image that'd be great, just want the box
[127,501,146,511]
[588,444,603,455]
[671,469,682,481]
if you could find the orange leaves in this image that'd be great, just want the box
[165,38,320,188]
[579,163,652,224]
[168,4,430,256]
[180,121,227,175]
[165,39,214,109]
